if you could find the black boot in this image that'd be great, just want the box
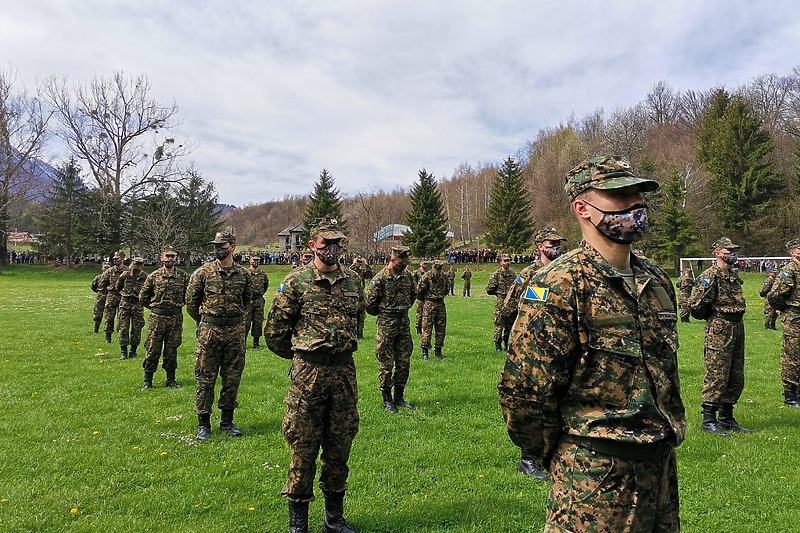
[129,344,138,358]
[434,347,443,359]
[784,385,800,408]
[421,347,429,361]
[416,326,422,335]
[322,492,356,533]
[105,332,112,344]
[718,404,750,433]
[120,345,128,360]
[197,413,211,441]
[288,500,309,533]
[252,336,261,349]
[700,403,729,437]
[394,385,413,410]
[93,319,101,334]
[494,341,502,351]
[220,409,243,437]
[381,388,397,413]
[165,370,181,389]
[518,449,547,480]
[503,339,508,352]
[141,371,153,390]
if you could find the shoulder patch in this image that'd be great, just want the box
[781,271,788,278]
[277,282,286,293]
[369,280,376,287]
[515,276,523,285]
[700,278,713,286]
[523,285,549,302]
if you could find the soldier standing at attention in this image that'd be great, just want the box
[91,261,111,333]
[689,237,749,436]
[446,266,456,296]
[767,239,800,407]
[461,265,472,297]
[139,246,188,390]
[264,216,363,533]
[499,155,686,532]
[349,256,373,339]
[412,260,430,335]
[186,227,251,441]
[761,268,779,330]
[116,257,147,360]
[417,259,449,360]
[244,255,269,349]
[486,254,517,352]
[365,246,416,413]
[676,268,695,323]
[99,250,127,344]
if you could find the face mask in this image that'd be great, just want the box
[434,264,443,271]
[586,202,648,245]
[314,242,342,266]
[542,245,562,261]
[721,252,738,265]
[215,247,231,261]
[392,262,407,273]
[163,259,176,269]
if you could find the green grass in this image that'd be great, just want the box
[0,264,797,532]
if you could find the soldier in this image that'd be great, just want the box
[90,261,111,333]
[499,155,686,532]
[350,256,373,338]
[297,251,314,267]
[412,260,430,335]
[186,227,252,441]
[767,239,800,407]
[264,216,363,533]
[486,254,517,352]
[116,257,147,360]
[461,265,472,297]
[689,237,749,436]
[139,246,188,389]
[98,250,127,344]
[417,259,448,360]
[365,245,416,413]
[244,255,269,349]
[446,266,456,296]
[676,268,695,323]
[761,268,779,330]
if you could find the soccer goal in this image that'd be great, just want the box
[679,256,790,277]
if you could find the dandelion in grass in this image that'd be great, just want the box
[1,498,8,503]
[248,506,255,511]
[160,451,168,457]
[70,507,78,515]
[92,431,100,435]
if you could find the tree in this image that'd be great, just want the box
[645,166,698,269]
[301,168,345,242]
[403,168,448,258]
[129,184,187,259]
[484,157,533,253]
[175,169,221,266]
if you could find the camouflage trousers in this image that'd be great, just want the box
[545,440,679,533]
[420,300,447,349]
[375,314,413,389]
[764,299,778,328]
[282,356,359,502]
[678,292,691,321]
[701,317,745,405]
[462,280,470,297]
[414,300,424,331]
[103,292,121,335]
[780,311,800,386]
[356,309,366,338]
[93,293,107,323]
[244,297,265,339]
[143,313,183,373]
[493,297,514,345]
[118,300,144,347]
[193,321,246,414]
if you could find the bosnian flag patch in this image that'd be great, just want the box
[277,283,286,293]
[524,285,549,302]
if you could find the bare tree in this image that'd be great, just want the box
[131,191,188,258]
[643,80,682,125]
[740,73,799,133]
[603,105,648,159]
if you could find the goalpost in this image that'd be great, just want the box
[679,256,790,277]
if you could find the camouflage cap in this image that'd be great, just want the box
[711,237,740,252]
[500,254,511,261]
[534,227,566,244]
[161,245,177,255]
[786,239,800,251]
[132,257,145,265]
[564,155,659,200]
[249,255,261,262]
[310,216,346,240]
[433,259,444,267]
[209,226,236,245]
[391,245,411,264]
[113,250,126,259]
[300,250,314,258]
[101,261,111,267]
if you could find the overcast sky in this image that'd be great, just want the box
[3,0,800,206]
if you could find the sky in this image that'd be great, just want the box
[3,0,800,207]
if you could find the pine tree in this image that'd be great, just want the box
[403,168,449,258]
[646,166,698,269]
[176,169,222,265]
[302,168,345,242]
[484,157,533,253]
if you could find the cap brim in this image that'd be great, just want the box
[316,230,347,240]
[593,176,659,193]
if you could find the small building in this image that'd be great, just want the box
[277,223,305,252]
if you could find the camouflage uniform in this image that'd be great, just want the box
[487,257,517,351]
[115,259,147,357]
[244,261,269,347]
[90,262,110,333]
[503,260,542,319]
[767,240,800,406]
[676,269,695,323]
[98,253,127,341]
[350,258,373,338]
[760,269,779,330]
[417,261,448,357]
[412,262,429,333]
[446,267,456,296]
[461,267,472,297]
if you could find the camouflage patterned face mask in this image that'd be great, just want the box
[586,202,648,245]
[314,241,342,266]
[721,252,738,265]
[542,245,562,261]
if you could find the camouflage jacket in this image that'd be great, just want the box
[116,268,148,298]
[416,270,449,301]
[264,263,365,359]
[486,267,517,298]
[688,265,746,319]
[503,260,543,317]
[91,274,105,294]
[760,270,777,298]
[676,272,695,295]
[140,266,189,312]
[412,268,427,286]
[768,258,800,311]
[461,269,472,281]
[185,260,252,322]
[498,244,686,466]
[98,265,126,293]
[365,265,416,317]
[247,268,269,301]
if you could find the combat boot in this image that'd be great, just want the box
[141,371,153,390]
[700,404,729,437]
[105,332,112,344]
[718,404,750,433]
[503,339,509,352]
[252,336,261,349]
[783,385,800,408]
[380,388,397,413]
[288,500,309,533]
[421,347,429,360]
[494,341,502,351]
[220,409,243,437]
[196,413,212,441]
[120,345,128,360]
[434,347,443,359]
[129,344,138,358]
[518,449,547,480]
[322,491,356,533]
[394,385,413,410]
[93,319,101,334]
[165,370,181,389]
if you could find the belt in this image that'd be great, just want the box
[151,307,181,316]
[122,295,140,303]
[295,350,354,365]
[785,305,800,313]
[380,309,409,317]
[710,311,744,322]
[562,434,671,462]
[201,315,243,326]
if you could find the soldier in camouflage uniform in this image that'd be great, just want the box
[116,257,147,360]
[461,266,472,297]
[98,250,127,344]
[139,246,188,390]
[244,255,269,349]
[761,269,779,330]
[417,259,448,360]
[90,261,111,333]
[365,245,416,413]
[676,268,695,323]
[186,227,251,441]
[499,155,686,533]
[767,239,800,408]
[446,266,456,296]
[487,254,518,351]
[264,216,363,533]
[297,251,314,267]
[689,237,749,436]
[350,256,373,339]
[412,260,430,335]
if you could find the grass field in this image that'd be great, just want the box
[0,263,798,532]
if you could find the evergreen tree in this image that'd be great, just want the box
[403,168,449,257]
[484,157,533,253]
[646,166,698,269]
[302,168,345,242]
[175,169,222,265]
